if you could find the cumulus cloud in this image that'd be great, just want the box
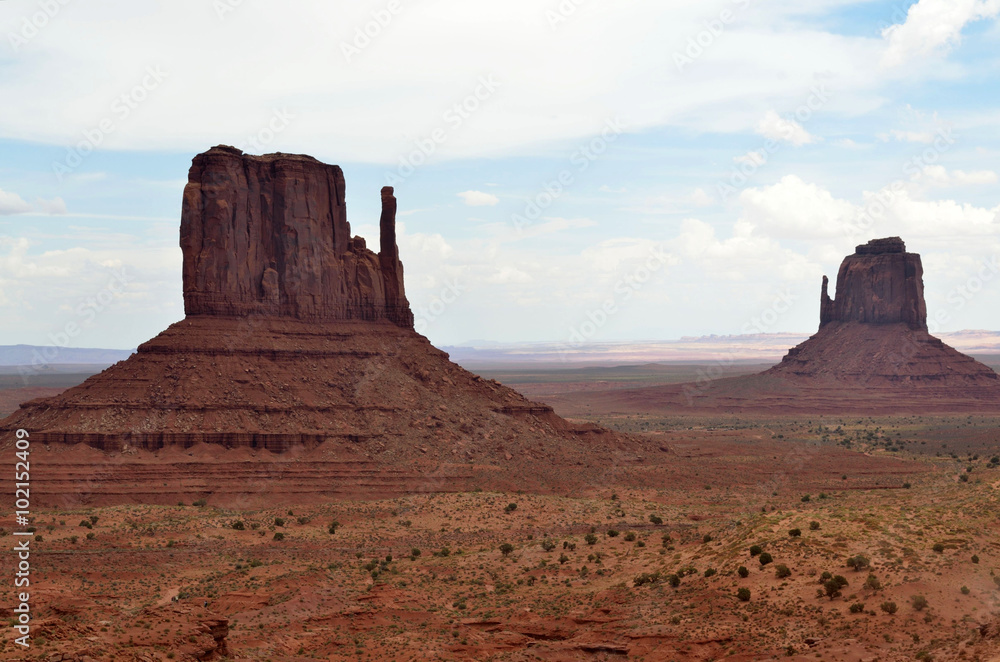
[0,189,67,215]
[0,189,32,215]
[882,0,1000,67]
[456,190,500,207]
[755,110,817,147]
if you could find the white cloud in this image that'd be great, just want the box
[0,189,32,215]
[0,1,890,162]
[755,110,817,147]
[690,188,713,208]
[456,190,500,207]
[879,129,938,143]
[914,165,999,186]
[739,175,856,240]
[881,0,1000,67]
[0,189,67,215]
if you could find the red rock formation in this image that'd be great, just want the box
[181,145,412,326]
[819,237,926,330]
[0,147,627,503]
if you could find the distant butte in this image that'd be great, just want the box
[546,237,1000,416]
[0,146,631,506]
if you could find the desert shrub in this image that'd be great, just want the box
[702,534,713,543]
[89,516,98,525]
[801,495,811,502]
[880,601,898,614]
[704,568,717,578]
[633,572,662,587]
[273,532,285,541]
[911,595,928,611]
[274,518,285,527]
[623,532,637,542]
[849,602,865,614]
[86,532,95,540]
[932,543,945,553]
[749,545,763,557]
[499,543,514,557]
[231,521,245,531]
[737,566,749,578]
[585,533,598,545]
[902,483,911,489]
[788,528,802,538]
[846,554,870,571]
[193,498,207,507]
[649,515,663,525]
[865,574,882,590]
[961,586,971,595]
[541,539,556,552]
[972,554,980,564]
[296,516,310,525]
[661,533,672,547]
[328,521,340,534]
[607,529,620,538]
[79,520,92,529]
[559,554,569,564]
[824,575,849,599]
[737,588,751,602]
[667,574,681,588]
[809,521,820,531]
[504,503,517,513]
[758,552,774,566]
[775,564,791,579]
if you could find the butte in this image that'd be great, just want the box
[553,237,1000,415]
[0,146,632,506]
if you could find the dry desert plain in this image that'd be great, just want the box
[3,363,1000,661]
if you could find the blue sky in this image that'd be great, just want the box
[1,0,999,349]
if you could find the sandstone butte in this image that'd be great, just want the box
[0,146,634,507]
[548,237,1000,416]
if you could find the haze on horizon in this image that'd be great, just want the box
[0,0,998,350]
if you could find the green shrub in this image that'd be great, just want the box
[849,602,865,614]
[702,534,712,543]
[911,595,928,611]
[972,554,980,564]
[623,532,636,542]
[788,528,802,538]
[961,586,970,595]
[880,601,898,614]
[273,532,285,541]
[737,588,751,602]
[328,521,340,534]
[809,521,820,531]
[667,574,681,588]
[846,554,870,571]
[541,539,556,552]
[932,543,945,553]
[749,545,763,556]
[607,529,620,538]
[704,568,717,578]
[504,503,517,513]
[758,552,773,566]
[649,515,663,525]
[231,521,245,531]
[737,566,749,578]
[499,543,514,557]
[865,574,882,590]
[585,533,598,545]
[193,498,207,507]
[775,564,791,579]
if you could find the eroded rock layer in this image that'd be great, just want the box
[181,146,412,326]
[0,147,628,500]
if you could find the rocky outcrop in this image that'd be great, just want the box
[0,147,627,501]
[181,145,412,326]
[766,237,999,389]
[819,237,926,330]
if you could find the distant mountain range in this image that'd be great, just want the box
[0,345,135,368]
[2,330,999,371]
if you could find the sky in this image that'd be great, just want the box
[0,0,999,350]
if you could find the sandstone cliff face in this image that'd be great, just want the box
[181,145,412,326]
[819,237,927,330]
